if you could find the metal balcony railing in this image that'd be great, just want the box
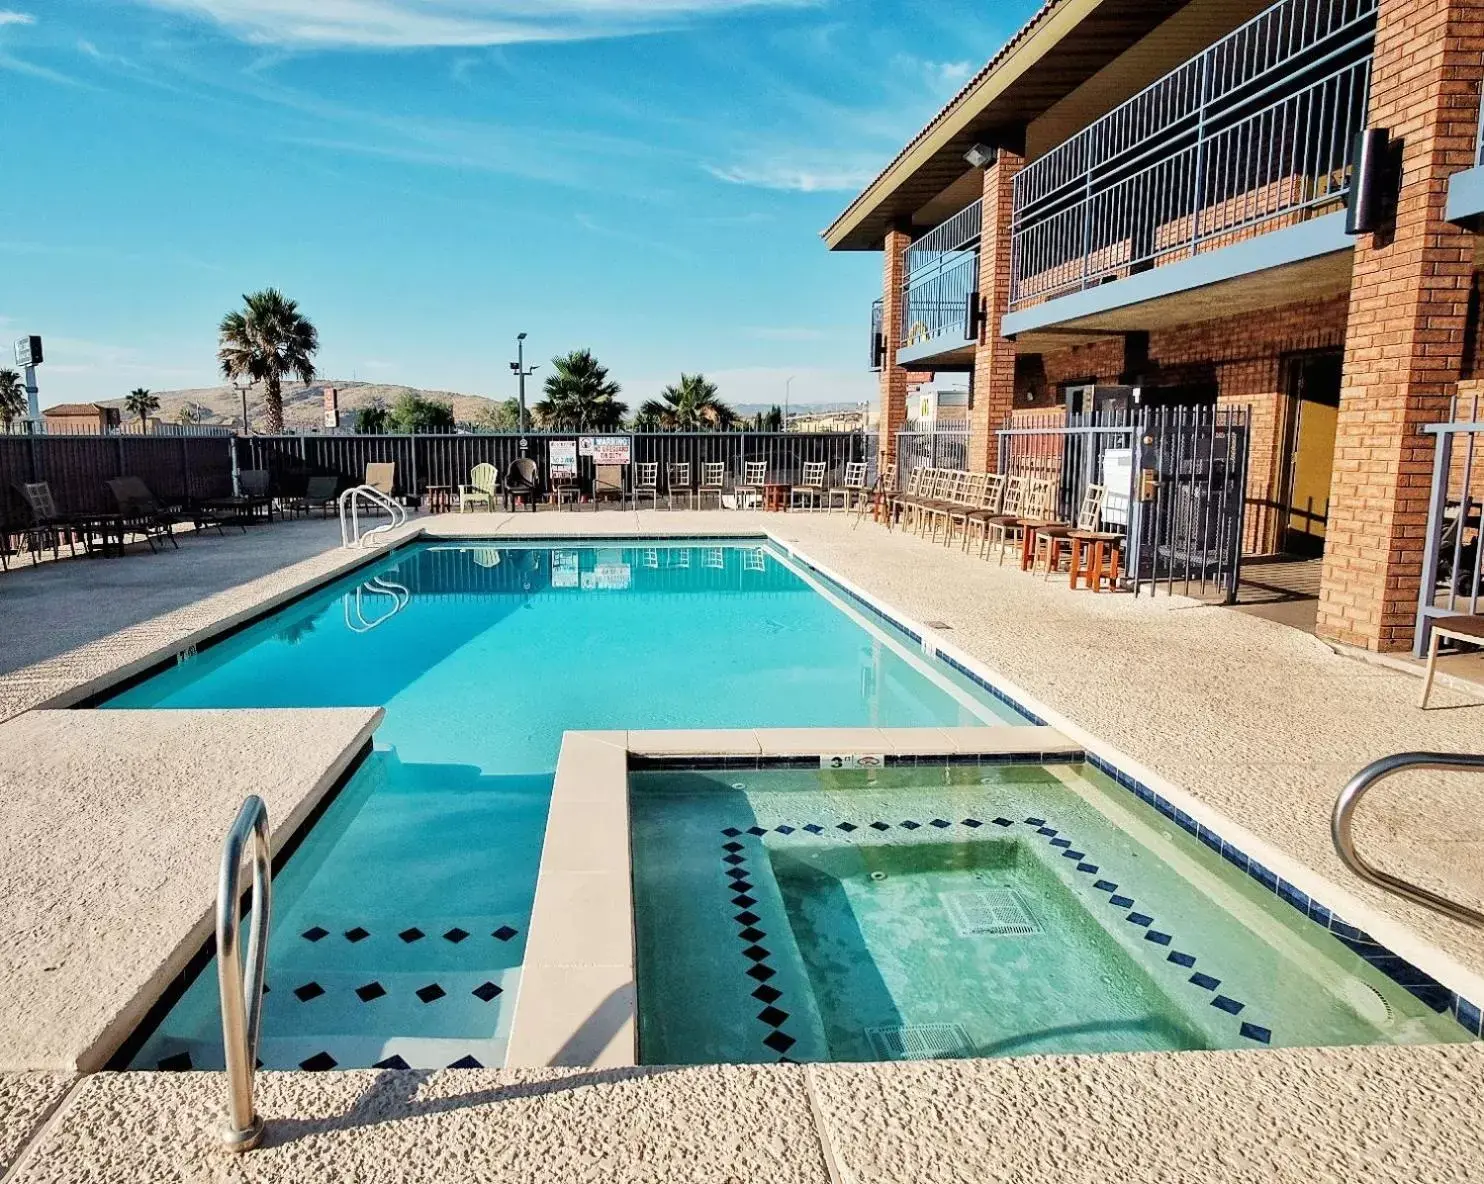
[900,198,982,348]
[1009,0,1377,310]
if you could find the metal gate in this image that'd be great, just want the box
[1414,394,1484,656]
[896,429,969,473]
[996,405,1248,601]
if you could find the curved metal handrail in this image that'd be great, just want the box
[343,576,410,633]
[338,485,407,549]
[1332,752,1484,928]
[217,795,272,1152]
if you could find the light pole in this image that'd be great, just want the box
[784,375,795,432]
[509,332,539,456]
[233,375,253,435]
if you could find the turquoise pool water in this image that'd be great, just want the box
[631,762,1468,1063]
[111,540,1024,1071]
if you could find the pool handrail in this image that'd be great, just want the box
[339,484,407,548]
[1332,751,1484,928]
[344,575,410,633]
[216,795,272,1152]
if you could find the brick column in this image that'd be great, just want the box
[878,225,912,472]
[1316,0,1484,651]
[967,149,1024,472]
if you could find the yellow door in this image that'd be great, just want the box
[1286,398,1338,543]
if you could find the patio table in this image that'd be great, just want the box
[763,482,792,512]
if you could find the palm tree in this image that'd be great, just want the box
[639,373,735,431]
[176,402,200,426]
[217,289,319,435]
[0,369,24,430]
[534,349,627,430]
[124,387,160,432]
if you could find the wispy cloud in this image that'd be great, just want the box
[0,11,33,26]
[132,0,813,48]
[704,156,881,193]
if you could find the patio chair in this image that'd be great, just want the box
[284,476,340,519]
[986,477,1053,565]
[902,468,945,534]
[1420,614,1484,707]
[111,475,240,541]
[962,473,1006,553]
[881,464,918,530]
[791,461,828,510]
[945,472,991,547]
[696,461,726,510]
[736,460,768,510]
[18,481,89,561]
[459,463,498,513]
[828,461,868,512]
[550,472,581,509]
[666,462,693,509]
[503,457,539,511]
[632,462,660,510]
[593,464,627,510]
[974,475,1027,560]
[916,470,965,539]
[1032,485,1107,577]
[105,476,180,552]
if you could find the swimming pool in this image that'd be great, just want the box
[630,761,1470,1063]
[109,539,1026,1071]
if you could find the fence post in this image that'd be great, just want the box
[1415,425,1455,657]
[180,435,190,501]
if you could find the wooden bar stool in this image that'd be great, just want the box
[1069,532,1121,591]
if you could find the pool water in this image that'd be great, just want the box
[630,762,1468,1064]
[110,540,1024,1071]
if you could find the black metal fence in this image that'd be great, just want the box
[896,430,969,473]
[235,431,879,500]
[0,433,236,529]
[996,406,1249,601]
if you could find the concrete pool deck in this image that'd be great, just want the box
[1,508,1483,1180]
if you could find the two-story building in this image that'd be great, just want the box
[829,0,1484,655]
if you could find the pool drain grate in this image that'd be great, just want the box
[938,889,1041,938]
[867,1023,973,1061]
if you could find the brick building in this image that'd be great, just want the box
[827,0,1484,653]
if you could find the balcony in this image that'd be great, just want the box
[898,199,981,366]
[1006,0,1377,328]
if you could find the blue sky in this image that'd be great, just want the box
[2,0,1036,409]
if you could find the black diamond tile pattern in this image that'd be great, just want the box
[742,945,770,962]
[416,983,447,1004]
[157,1051,192,1071]
[735,911,760,926]
[757,1006,789,1027]
[747,964,776,982]
[301,926,329,943]
[472,981,503,1002]
[443,927,470,944]
[738,927,766,942]
[293,981,325,1002]
[399,927,425,944]
[492,925,519,942]
[373,1054,411,1070]
[448,1054,484,1069]
[355,981,387,1003]
[752,984,782,1003]
[300,1051,337,1071]
[763,1031,796,1054]
[344,927,370,943]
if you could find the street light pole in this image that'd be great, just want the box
[510,332,538,456]
[784,375,795,432]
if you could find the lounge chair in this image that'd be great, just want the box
[696,462,725,510]
[736,461,767,510]
[503,457,539,510]
[593,464,626,509]
[17,481,88,561]
[284,476,340,519]
[666,462,693,509]
[105,476,182,552]
[632,462,660,510]
[828,461,868,512]
[459,463,498,513]
[790,461,828,510]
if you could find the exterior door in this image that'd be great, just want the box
[1282,351,1343,555]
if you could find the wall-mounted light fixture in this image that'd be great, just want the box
[963,143,997,169]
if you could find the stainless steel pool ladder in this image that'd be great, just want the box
[344,575,410,633]
[217,796,272,1152]
[339,485,407,549]
[1332,752,1484,928]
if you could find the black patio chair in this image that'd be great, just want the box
[504,457,539,511]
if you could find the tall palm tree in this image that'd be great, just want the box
[0,369,24,429]
[534,349,627,430]
[124,387,160,432]
[217,289,319,435]
[639,373,735,431]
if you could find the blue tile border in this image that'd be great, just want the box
[762,542,1484,1041]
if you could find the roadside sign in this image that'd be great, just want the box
[14,336,41,367]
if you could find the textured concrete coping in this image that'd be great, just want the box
[8,1045,1484,1182]
[0,707,382,1072]
[0,1073,73,1175]
[507,726,1075,1069]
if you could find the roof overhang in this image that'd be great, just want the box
[823,0,1190,252]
